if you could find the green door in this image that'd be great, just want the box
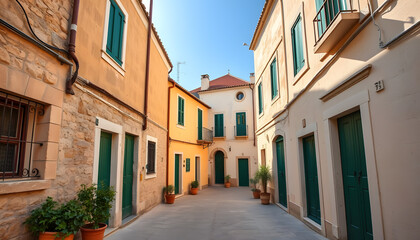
[98,131,112,188]
[303,135,321,224]
[238,159,249,186]
[175,154,180,194]
[195,157,199,182]
[236,112,246,136]
[214,114,224,137]
[338,111,373,240]
[198,109,203,140]
[215,151,224,184]
[276,136,287,208]
[122,134,134,219]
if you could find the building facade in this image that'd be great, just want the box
[168,78,211,195]
[191,74,258,187]
[250,0,419,239]
[0,0,172,238]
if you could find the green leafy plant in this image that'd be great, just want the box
[191,180,199,188]
[249,177,260,192]
[256,165,272,193]
[77,183,116,229]
[163,185,175,194]
[225,175,231,183]
[24,197,60,236]
[56,199,88,236]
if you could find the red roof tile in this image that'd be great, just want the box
[190,74,251,93]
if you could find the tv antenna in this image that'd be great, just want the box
[177,61,186,82]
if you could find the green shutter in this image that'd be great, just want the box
[106,0,125,65]
[270,59,278,99]
[292,15,305,76]
[175,154,180,194]
[198,109,202,140]
[236,112,246,136]
[178,97,184,126]
[258,84,263,114]
[186,158,190,172]
[214,114,224,137]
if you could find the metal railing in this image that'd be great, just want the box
[198,127,213,142]
[0,91,43,181]
[313,0,355,44]
[234,125,248,137]
[212,126,225,138]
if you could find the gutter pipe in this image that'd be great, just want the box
[248,84,256,146]
[166,80,175,187]
[66,0,80,95]
[143,0,153,131]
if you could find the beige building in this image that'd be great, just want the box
[250,0,419,239]
[0,0,171,239]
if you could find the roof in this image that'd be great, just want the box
[249,0,274,50]
[168,78,211,109]
[190,74,252,93]
[137,0,173,69]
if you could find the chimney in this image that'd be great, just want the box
[201,74,210,90]
[249,73,255,84]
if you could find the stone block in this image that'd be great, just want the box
[7,68,28,95]
[33,141,59,161]
[0,46,10,64]
[24,62,44,80]
[4,44,26,59]
[38,104,62,125]
[10,56,23,69]
[33,160,57,180]
[43,71,57,84]
[0,64,8,89]
[24,77,46,101]
[35,122,61,143]
[42,84,64,107]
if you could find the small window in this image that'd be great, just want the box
[177,96,185,126]
[214,114,224,137]
[270,58,278,99]
[236,92,244,101]
[146,140,156,174]
[106,0,125,65]
[258,83,263,115]
[186,158,190,172]
[291,14,305,76]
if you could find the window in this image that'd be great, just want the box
[258,83,263,115]
[177,96,185,126]
[146,140,156,174]
[186,158,190,172]
[106,0,125,65]
[270,59,278,99]
[315,0,347,38]
[291,15,305,76]
[214,114,224,137]
[236,92,244,101]
[236,112,247,137]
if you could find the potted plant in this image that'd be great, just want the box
[77,183,116,240]
[164,185,175,204]
[257,165,272,205]
[24,197,86,240]
[249,177,261,199]
[190,180,199,195]
[224,175,231,188]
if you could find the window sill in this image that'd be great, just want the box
[101,50,126,76]
[213,136,226,140]
[0,179,51,195]
[145,173,156,179]
[292,64,310,86]
[271,95,280,105]
[176,124,185,129]
[235,136,248,140]
[303,217,322,233]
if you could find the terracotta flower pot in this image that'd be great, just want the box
[165,194,175,204]
[39,232,74,240]
[252,190,261,199]
[190,188,198,195]
[80,223,107,240]
[224,182,231,188]
[260,193,271,205]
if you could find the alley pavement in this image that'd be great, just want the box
[106,186,326,240]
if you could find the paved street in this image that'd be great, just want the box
[106,186,326,240]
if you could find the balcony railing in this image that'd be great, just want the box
[213,126,225,138]
[313,0,355,44]
[197,127,213,143]
[234,125,248,137]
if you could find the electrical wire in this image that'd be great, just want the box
[367,0,384,47]
[14,0,69,54]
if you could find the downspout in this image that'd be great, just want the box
[65,0,80,95]
[143,0,154,131]
[248,84,256,146]
[166,80,175,187]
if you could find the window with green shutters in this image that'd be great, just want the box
[177,96,185,126]
[258,83,263,115]
[270,59,278,99]
[186,158,190,172]
[291,14,305,76]
[214,114,224,137]
[106,0,125,66]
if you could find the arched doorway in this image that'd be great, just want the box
[215,151,225,184]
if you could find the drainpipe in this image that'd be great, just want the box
[65,0,80,95]
[166,80,175,187]
[248,84,256,146]
[143,0,154,131]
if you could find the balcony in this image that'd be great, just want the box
[313,0,359,53]
[234,125,248,139]
[213,126,226,140]
[197,127,213,144]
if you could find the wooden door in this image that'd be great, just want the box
[215,151,224,184]
[338,111,373,240]
[276,136,287,207]
[122,134,134,219]
[175,154,180,194]
[303,135,321,224]
[238,159,249,186]
[98,131,112,188]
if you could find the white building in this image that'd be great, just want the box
[191,74,258,187]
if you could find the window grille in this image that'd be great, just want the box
[0,90,44,181]
[146,140,156,174]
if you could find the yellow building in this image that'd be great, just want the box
[168,78,211,195]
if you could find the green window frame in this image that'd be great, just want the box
[177,96,185,126]
[291,14,305,76]
[106,0,125,66]
[258,83,263,115]
[270,58,278,99]
[186,158,190,172]
[214,114,224,137]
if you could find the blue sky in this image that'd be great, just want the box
[143,0,265,90]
